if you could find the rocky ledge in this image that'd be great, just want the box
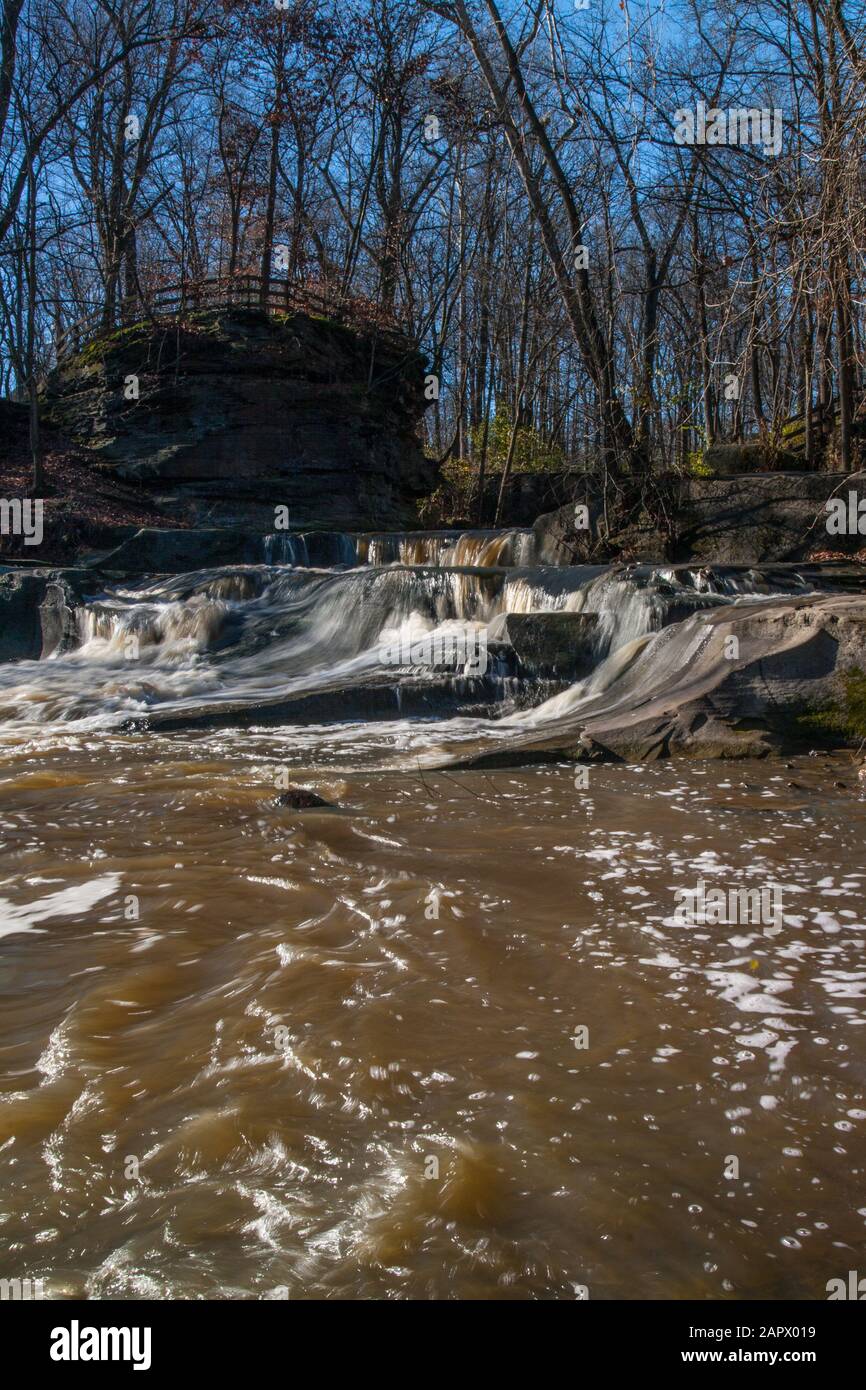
[438,593,866,767]
[534,473,866,566]
[0,568,94,660]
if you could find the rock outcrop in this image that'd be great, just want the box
[0,568,94,660]
[503,612,599,678]
[534,473,866,566]
[0,399,176,566]
[700,441,807,475]
[0,571,46,660]
[42,307,437,532]
[88,525,363,573]
[437,594,866,767]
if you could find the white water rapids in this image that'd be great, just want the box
[0,547,821,739]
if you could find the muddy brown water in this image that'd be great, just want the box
[1,726,864,1299]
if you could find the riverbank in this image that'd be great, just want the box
[0,399,178,564]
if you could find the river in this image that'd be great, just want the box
[1,535,864,1299]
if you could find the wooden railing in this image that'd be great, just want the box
[54,273,415,363]
[779,396,842,447]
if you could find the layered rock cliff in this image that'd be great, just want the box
[42,307,437,531]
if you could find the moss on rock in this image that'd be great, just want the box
[792,667,866,744]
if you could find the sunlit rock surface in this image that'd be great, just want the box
[534,474,866,565]
[439,593,866,767]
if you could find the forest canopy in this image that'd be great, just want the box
[2,0,865,492]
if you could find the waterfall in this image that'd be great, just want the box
[0,538,834,734]
[262,532,359,567]
[263,533,310,566]
[259,528,537,570]
[78,597,229,660]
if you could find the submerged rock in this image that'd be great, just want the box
[271,787,338,810]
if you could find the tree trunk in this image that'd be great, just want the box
[26,154,43,495]
[260,114,280,307]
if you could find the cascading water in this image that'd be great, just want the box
[262,531,357,567]
[0,549,825,737]
[262,532,310,567]
[259,527,536,570]
[351,528,537,568]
